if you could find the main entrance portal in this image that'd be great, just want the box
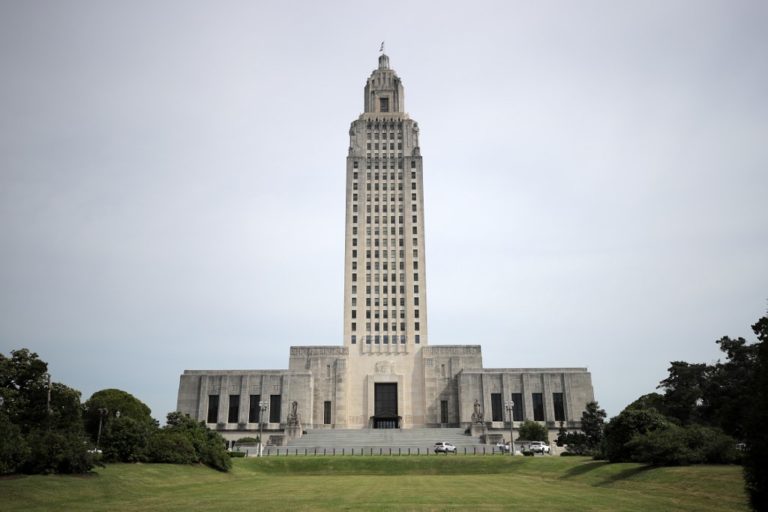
[373,383,399,429]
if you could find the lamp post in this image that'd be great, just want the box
[505,400,515,456]
[96,407,109,450]
[258,400,268,457]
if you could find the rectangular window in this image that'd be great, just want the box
[553,393,565,422]
[415,334,420,344]
[269,395,281,423]
[532,393,545,421]
[380,97,389,112]
[207,395,219,424]
[440,400,449,424]
[511,393,523,421]
[324,401,332,424]
[491,393,503,422]
[248,395,261,423]
[228,395,240,423]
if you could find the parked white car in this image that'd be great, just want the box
[434,442,457,454]
[529,441,550,454]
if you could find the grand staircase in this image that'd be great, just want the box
[261,428,489,456]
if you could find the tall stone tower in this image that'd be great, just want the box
[176,54,595,438]
[342,53,429,427]
[343,53,428,349]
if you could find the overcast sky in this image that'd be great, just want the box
[1,1,766,421]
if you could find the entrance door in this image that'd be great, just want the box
[374,383,398,428]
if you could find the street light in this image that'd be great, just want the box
[258,400,268,457]
[505,400,515,456]
[96,408,109,450]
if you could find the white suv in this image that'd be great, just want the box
[529,441,550,454]
[434,442,457,454]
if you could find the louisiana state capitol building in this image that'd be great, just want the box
[177,54,595,442]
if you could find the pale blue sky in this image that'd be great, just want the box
[1,1,766,420]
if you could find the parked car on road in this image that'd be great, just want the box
[434,442,457,454]
[529,441,550,454]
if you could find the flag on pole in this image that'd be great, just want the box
[380,41,385,52]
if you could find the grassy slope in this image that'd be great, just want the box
[0,456,748,512]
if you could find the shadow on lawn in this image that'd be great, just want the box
[559,460,610,479]
[595,465,655,486]
[559,460,656,487]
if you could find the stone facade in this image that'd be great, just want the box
[176,55,595,443]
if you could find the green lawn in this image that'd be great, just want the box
[0,456,748,511]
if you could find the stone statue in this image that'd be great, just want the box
[471,399,484,424]
[287,400,300,426]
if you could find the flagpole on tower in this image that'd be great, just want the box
[380,41,385,53]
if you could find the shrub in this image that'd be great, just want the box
[604,407,669,462]
[101,416,154,463]
[161,412,232,472]
[21,429,95,474]
[0,414,28,474]
[147,431,196,464]
[235,436,260,445]
[518,421,548,442]
[624,423,739,466]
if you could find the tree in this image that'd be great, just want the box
[101,416,155,462]
[658,362,709,425]
[0,349,94,474]
[0,349,50,433]
[0,412,28,474]
[162,412,231,471]
[743,315,768,511]
[83,389,156,462]
[625,424,738,466]
[704,336,759,439]
[603,407,669,462]
[580,401,607,450]
[83,389,154,440]
[625,393,667,414]
[556,426,589,455]
[517,420,548,442]
[147,430,196,464]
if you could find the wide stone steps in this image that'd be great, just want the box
[278,427,485,452]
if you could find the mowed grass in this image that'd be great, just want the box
[1,456,748,512]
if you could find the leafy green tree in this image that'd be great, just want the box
[21,429,95,474]
[83,389,156,462]
[704,336,759,439]
[101,416,155,462]
[658,362,709,425]
[744,315,768,511]
[517,420,548,442]
[556,428,589,455]
[83,389,155,439]
[0,349,51,433]
[147,430,196,464]
[603,407,670,462]
[0,349,94,474]
[625,393,667,414]
[625,423,738,466]
[0,412,28,474]
[581,401,606,450]
[161,412,231,471]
